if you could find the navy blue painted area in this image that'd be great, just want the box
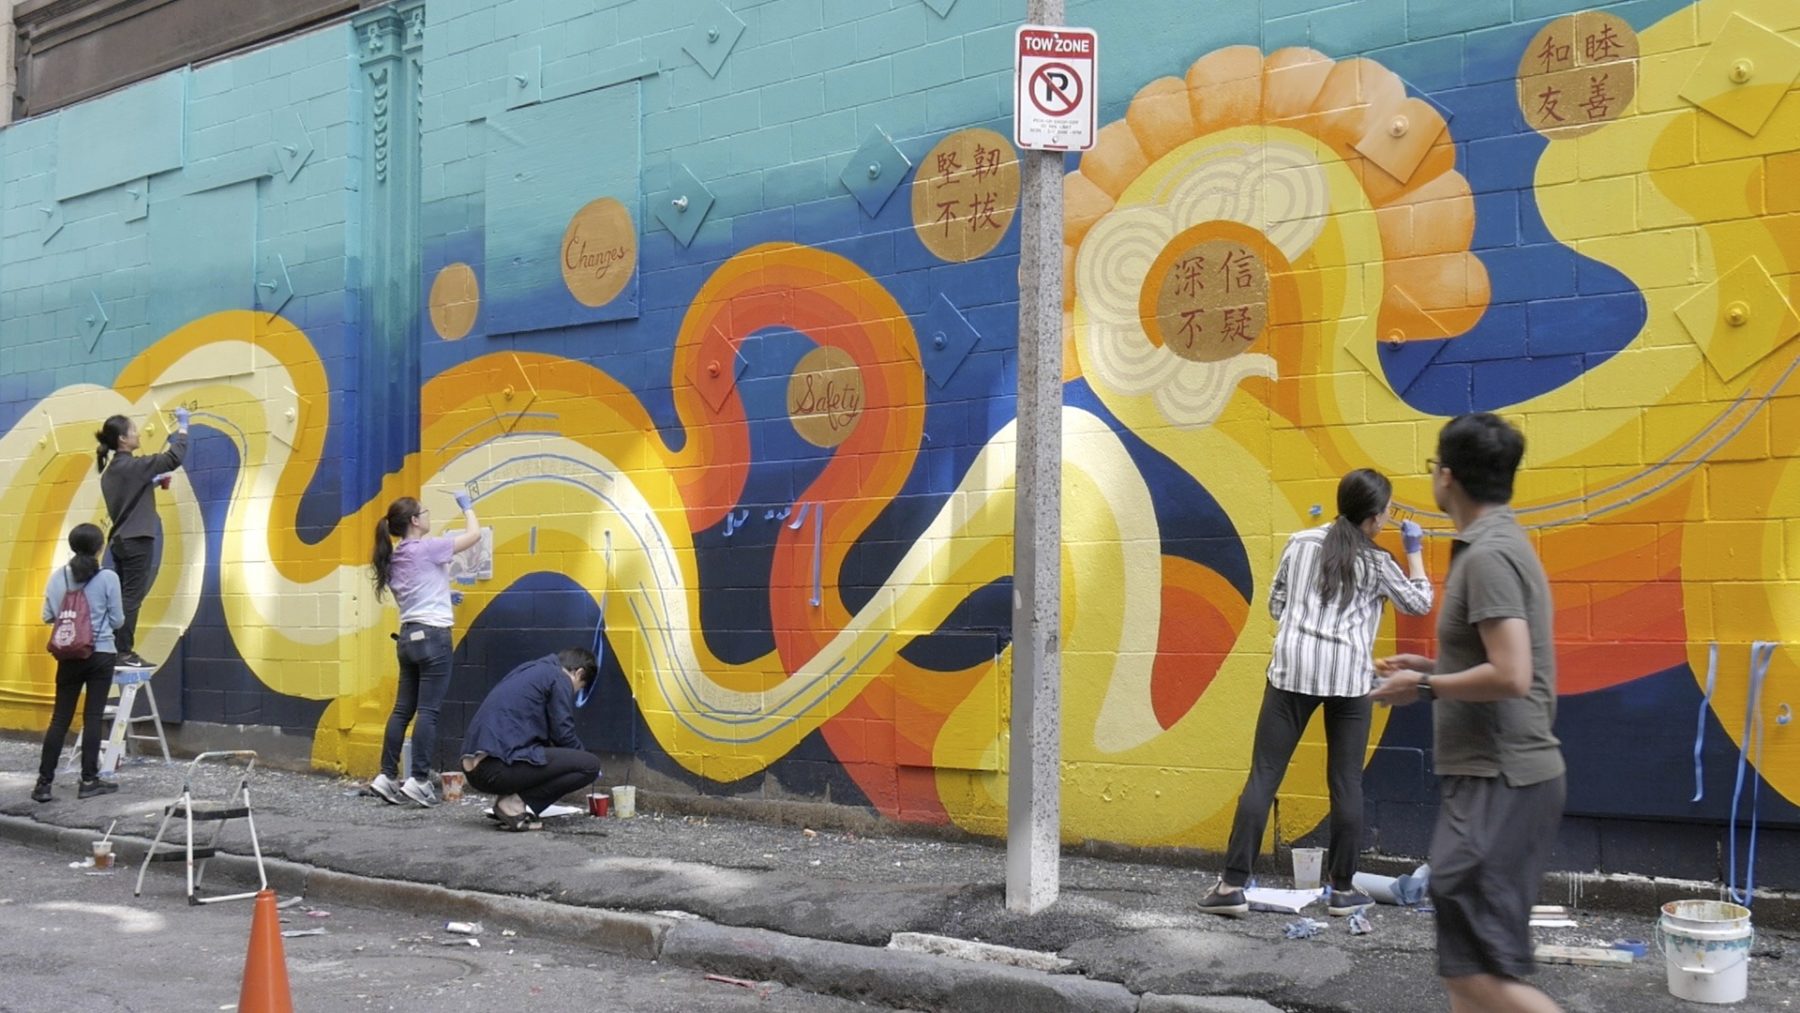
[170,424,329,734]
[1374,85,1647,415]
[899,581,1010,668]
[1066,379,1253,601]
[439,570,623,761]
[1557,664,1800,828]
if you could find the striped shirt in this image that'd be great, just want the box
[1267,524,1435,698]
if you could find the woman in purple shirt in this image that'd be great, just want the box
[368,491,482,807]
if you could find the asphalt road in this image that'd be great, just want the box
[0,836,891,1013]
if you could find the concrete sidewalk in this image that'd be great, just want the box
[4,739,1793,1013]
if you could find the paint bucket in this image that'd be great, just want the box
[91,840,114,870]
[587,793,610,817]
[1290,847,1325,891]
[440,771,465,802]
[612,785,636,819]
[1658,899,1753,1005]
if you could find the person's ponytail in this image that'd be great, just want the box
[371,497,420,600]
[94,414,131,474]
[1314,468,1393,608]
[67,523,104,585]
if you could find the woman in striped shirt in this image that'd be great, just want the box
[1201,468,1433,917]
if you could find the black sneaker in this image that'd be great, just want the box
[1198,883,1249,917]
[77,778,119,799]
[1327,888,1375,916]
[31,780,52,803]
[116,652,152,669]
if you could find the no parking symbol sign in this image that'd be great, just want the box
[1014,25,1098,151]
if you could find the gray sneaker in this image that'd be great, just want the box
[400,776,439,808]
[369,773,405,805]
[1198,882,1249,917]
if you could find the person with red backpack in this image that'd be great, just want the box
[33,523,126,803]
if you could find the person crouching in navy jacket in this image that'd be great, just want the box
[460,648,602,831]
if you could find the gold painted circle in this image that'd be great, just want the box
[787,346,865,448]
[910,128,1020,263]
[1517,12,1638,137]
[428,262,480,341]
[560,197,638,308]
[1138,226,1271,363]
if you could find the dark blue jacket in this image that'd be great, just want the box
[462,655,583,765]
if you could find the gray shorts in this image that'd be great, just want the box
[1429,774,1567,979]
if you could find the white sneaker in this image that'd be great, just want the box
[400,776,439,808]
[369,773,405,805]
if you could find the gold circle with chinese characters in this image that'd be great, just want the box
[1517,12,1638,137]
[788,346,865,448]
[910,128,1021,262]
[560,197,637,307]
[428,262,480,341]
[1139,229,1270,363]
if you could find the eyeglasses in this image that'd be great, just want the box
[1425,457,1443,474]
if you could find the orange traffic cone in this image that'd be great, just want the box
[238,889,294,1013]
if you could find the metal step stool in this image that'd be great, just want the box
[64,665,172,777]
[134,750,268,905]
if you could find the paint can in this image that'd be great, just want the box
[440,771,465,802]
[90,840,114,870]
[612,785,637,819]
[587,792,610,817]
[1658,900,1752,1004]
[1290,847,1324,891]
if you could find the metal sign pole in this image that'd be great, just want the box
[1006,0,1066,917]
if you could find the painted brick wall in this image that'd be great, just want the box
[1,0,1796,889]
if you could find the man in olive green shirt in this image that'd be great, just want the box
[1374,412,1566,1013]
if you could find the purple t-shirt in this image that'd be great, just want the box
[389,537,456,627]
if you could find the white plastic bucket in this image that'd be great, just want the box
[1658,900,1753,1005]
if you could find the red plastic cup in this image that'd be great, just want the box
[587,793,610,817]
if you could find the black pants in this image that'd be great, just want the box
[467,749,601,816]
[380,624,454,781]
[110,536,156,657]
[37,652,117,784]
[1222,682,1371,890]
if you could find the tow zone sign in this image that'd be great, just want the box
[1014,26,1097,152]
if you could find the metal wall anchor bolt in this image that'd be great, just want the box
[285,408,297,421]
[868,163,881,179]
[933,332,947,350]
[513,74,529,85]
[1388,115,1408,137]
[282,144,298,155]
[503,385,516,401]
[84,316,95,325]
[1726,302,1751,327]
[1731,59,1754,84]
[1386,328,1405,345]
[672,195,690,212]
[707,26,720,42]
[707,360,721,377]
[258,280,278,291]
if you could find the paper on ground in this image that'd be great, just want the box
[1245,887,1322,913]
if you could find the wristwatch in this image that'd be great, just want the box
[1418,674,1434,700]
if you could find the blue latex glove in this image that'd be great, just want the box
[1400,519,1424,554]
[173,406,190,430]
[453,489,474,513]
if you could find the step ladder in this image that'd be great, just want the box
[64,664,172,777]
[134,750,268,905]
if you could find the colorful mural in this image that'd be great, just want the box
[2,0,1798,878]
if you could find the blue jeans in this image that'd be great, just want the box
[379,623,453,781]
